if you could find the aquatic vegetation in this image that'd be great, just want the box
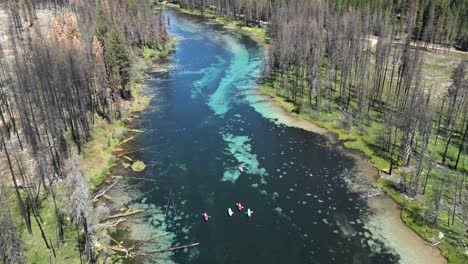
[131,161,147,172]
[220,132,267,183]
[207,35,261,116]
[191,56,226,99]
[125,202,178,264]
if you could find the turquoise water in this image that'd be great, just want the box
[119,9,400,264]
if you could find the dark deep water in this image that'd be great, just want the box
[121,8,400,264]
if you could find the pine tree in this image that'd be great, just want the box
[105,26,132,99]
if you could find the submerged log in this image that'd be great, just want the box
[110,236,199,260]
[106,209,143,220]
[109,217,126,227]
[93,178,120,201]
[140,243,200,255]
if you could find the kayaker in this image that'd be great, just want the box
[236,202,244,211]
[246,208,254,218]
[202,212,210,222]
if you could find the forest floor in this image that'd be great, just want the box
[0,9,53,57]
[0,6,176,263]
[163,3,468,263]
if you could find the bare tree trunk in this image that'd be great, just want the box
[0,130,32,234]
[454,118,467,169]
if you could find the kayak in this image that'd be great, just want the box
[202,212,210,222]
[246,208,254,218]
[236,202,244,211]
[238,166,244,172]
[228,208,234,216]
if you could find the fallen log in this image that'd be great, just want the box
[106,209,143,220]
[93,178,120,201]
[121,176,157,182]
[109,217,126,227]
[118,136,135,146]
[128,129,144,133]
[359,188,384,199]
[140,243,200,255]
[117,145,159,156]
[155,232,170,238]
[122,155,133,161]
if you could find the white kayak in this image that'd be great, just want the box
[246,208,253,218]
[228,208,234,216]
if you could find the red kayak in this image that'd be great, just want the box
[238,166,244,173]
[236,202,244,211]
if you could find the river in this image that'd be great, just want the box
[112,8,445,264]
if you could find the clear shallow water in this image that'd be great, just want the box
[122,9,400,264]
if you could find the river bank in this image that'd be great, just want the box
[82,43,178,263]
[257,67,468,263]
[255,85,447,264]
[159,3,453,263]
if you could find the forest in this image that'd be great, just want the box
[174,0,468,51]
[170,0,468,263]
[0,0,170,263]
[0,0,467,263]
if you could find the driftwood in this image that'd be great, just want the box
[109,236,136,259]
[93,178,120,201]
[106,209,143,220]
[139,243,200,256]
[110,234,199,260]
[122,176,157,182]
[117,145,158,156]
[124,237,156,245]
[155,232,170,238]
[118,136,135,146]
[109,217,126,227]
[127,129,144,133]
[428,237,441,246]
[122,155,133,161]
[359,188,384,199]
